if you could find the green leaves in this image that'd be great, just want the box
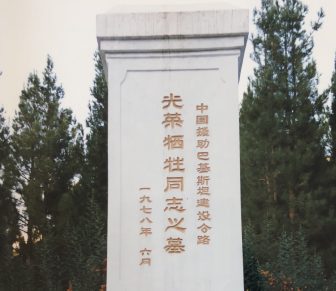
[85,52,108,218]
[0,51,108,289]
[1,56,85,290]
[241,0,327,230]
[270,229,325,290]
[243,224,265,291]
[67,196,107,291]
[329,56,336,160]
[241,0,335,287]
[0,107,20,290]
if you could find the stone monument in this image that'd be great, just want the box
[97,4,249,290]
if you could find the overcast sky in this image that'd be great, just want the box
[0,0,335,126]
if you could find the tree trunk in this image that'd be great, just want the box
[288,188,295,222]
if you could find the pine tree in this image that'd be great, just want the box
[240,0,327,249]
[243,224,265,291]
[85,52,108,217]
[330,56,336,160]
[9,56,84,288]
[0,107,20,290]
[52,52,109,290]
[267,229,325,290]
[67,196,107,291]
[319,55,336,276]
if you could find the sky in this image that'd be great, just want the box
[0,0,336,126]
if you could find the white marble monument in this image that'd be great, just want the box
[97,4,249,291]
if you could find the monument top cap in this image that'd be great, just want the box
[106,2,242,14]
[97,3,248,39]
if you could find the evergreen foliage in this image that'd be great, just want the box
[321,55,336,277]
[243,224,265,291]
[240,0,334,274]
[0,107,19,290]
[6,56,84,290]
[264,229,325,290]
[67,196,107,291]
[63,52,108,290]
[0,50,107,291]
[241,0,326,227]
[240,0,336,288]
[329,57,336,160]
[85,52,108,218]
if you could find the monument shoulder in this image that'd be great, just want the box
[97,8,248,40]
